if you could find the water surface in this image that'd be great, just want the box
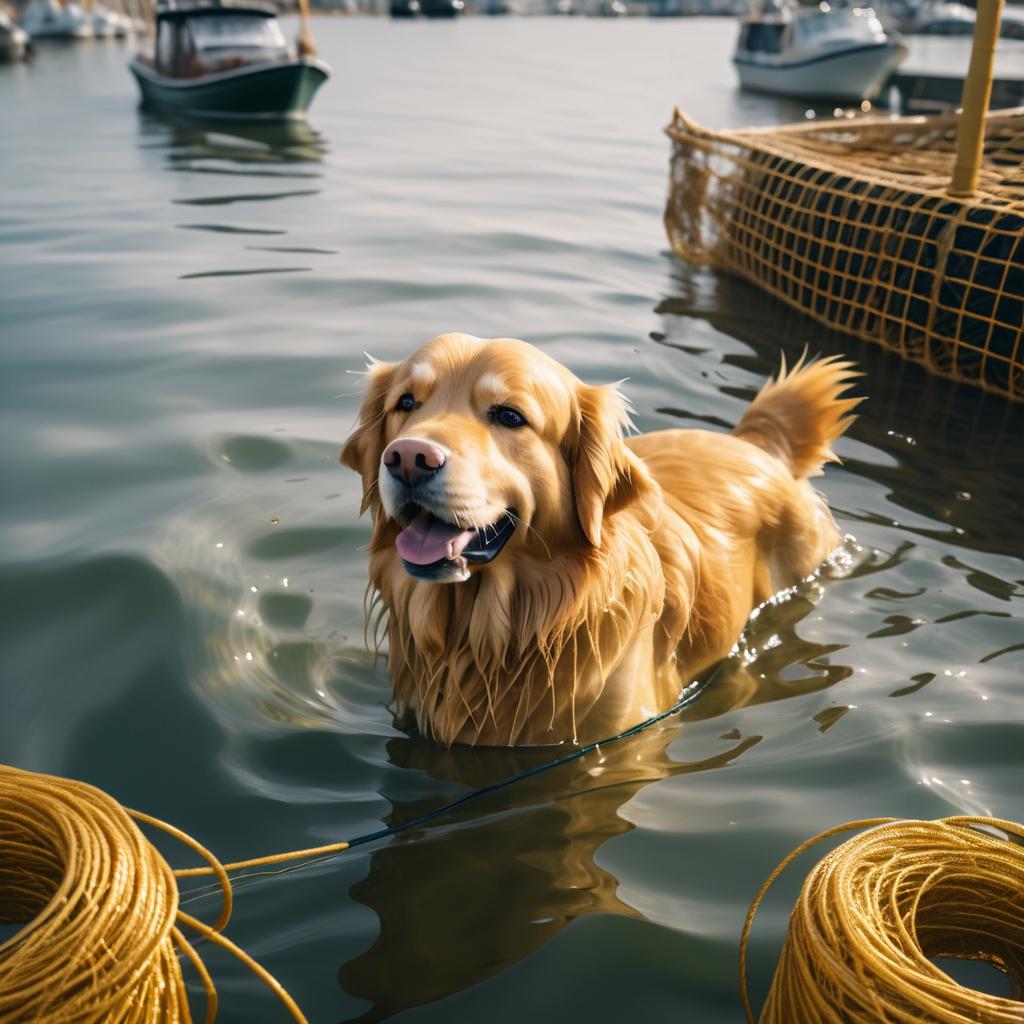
[3,18,1024,1023]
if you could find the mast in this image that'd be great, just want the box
[949,0,1004,197]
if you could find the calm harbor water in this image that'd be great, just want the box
[3,17,1024,1023]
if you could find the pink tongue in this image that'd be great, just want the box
[396,510,477,565]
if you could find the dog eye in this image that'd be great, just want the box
[489,405,527,429]
[395,393,418,413]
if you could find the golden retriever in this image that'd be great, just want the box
[342,333,859,747]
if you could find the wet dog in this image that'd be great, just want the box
[342,333,859,746]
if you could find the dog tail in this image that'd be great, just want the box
[733,353,862,480]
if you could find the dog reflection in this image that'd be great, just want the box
[337,590,852,1021]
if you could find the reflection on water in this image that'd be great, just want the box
[137,109,329,279]
[341,725,759,1021]
[179,266,313,278]
[336,549,869,1019]
[656,265,1024,559]
[138,110,328,167]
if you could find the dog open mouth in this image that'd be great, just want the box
[395,504,517,581]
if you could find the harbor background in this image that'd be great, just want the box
[3,16,1024,1022]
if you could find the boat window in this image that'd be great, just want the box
[156,20,176,70]
[187,15,288,51]
[744,21,785,53]
[793,11,835,38]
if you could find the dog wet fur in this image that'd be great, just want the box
[341,333,860,747]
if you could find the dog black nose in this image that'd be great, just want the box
[382,437,446,486]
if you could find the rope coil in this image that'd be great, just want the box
[4,768,1023,1020]
[0,765,318,1024]
[0,683,712,1021]
[740,816,1024,1024]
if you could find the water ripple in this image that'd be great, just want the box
[172,190,320,206]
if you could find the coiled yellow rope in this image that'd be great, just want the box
[6,763,1024,1023]
[740,816,1024,1024]
[0,764,354,1023]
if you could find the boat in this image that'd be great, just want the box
[652,0,747,14]
[666,0,1024,404]
[389,0,420,16]
[420,0,463,16]
[128,2,330,120]
[91,2,133,36]
[482,0,523,14]
[20,0,94,38]
[1002,8,1024,38]
[733,0,908,102]
[1,9,32,58]
[91,2,134,36]
[903,0,975,34]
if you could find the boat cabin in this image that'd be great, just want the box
[738,19,786,53]
[738,1,890,57]
[153,2,289,78]
[737,0,790,54]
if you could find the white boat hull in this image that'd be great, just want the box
[735,41,906,102]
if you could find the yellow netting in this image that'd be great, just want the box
[664,107,1024,402]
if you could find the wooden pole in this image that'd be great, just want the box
[296,0,317,58]
[949,0,1004,197]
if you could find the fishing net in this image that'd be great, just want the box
[664,106,1024,402]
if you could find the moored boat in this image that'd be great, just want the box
[1,9,32,57]
[734,0,908,102]
[904,0,975,34]
[20,0,94,38]
[91,2,133,36]
[128,1,330,120]
[420,0,463,16]
[389,0,421,16]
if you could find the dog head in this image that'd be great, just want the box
[341,333,654,583]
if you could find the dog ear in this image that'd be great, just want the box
[340,362,397,515]
[570,383,654,547]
